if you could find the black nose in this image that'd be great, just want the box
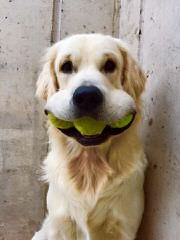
[73,85,103,112]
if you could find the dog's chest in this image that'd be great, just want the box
[61,173,123,228]
[58,148,123,224]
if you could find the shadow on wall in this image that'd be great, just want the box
[137,70,179,239]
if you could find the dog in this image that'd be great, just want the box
[32,34,147,240]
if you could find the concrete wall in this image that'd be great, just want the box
[137,1,180,239]
[0,0,179,239]
[120,1,180,239]
[0,1,53,239]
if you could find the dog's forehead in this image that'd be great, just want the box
[56,34,119,57]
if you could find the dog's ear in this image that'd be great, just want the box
[115,39,146,100]
[36,45,59,100]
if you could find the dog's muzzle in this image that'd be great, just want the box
[44,84,137,146]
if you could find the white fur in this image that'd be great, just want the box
[32,34,147,240]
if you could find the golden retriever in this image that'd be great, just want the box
[32,34,147,240]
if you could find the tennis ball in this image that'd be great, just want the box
[74,117,106,136]
[110,113,133,128]
[48,112,73,129]
[48,112,133,136]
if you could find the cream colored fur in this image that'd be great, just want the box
[32,34,147,240]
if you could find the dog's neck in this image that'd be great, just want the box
[68,148,113,194]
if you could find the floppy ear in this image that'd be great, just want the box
[115,39,146,100]
[36,45,59,100]
[121,49,146,99]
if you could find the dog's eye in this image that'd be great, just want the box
[61,61,74,74]
[103,59,116,73]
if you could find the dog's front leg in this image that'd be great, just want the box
[32,215,77,240]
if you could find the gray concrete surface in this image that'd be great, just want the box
[59,0,120,38]
[0,0,53,239]
[120,1,180,239]
[138,1,180,239]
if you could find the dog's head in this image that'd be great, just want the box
[36,34,145,146]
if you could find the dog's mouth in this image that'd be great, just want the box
[59,113,136,146]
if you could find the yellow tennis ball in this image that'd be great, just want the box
[48,113,133,136]
[110,113,133,128]
[48,112,73,129]
[74,117,106,136]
